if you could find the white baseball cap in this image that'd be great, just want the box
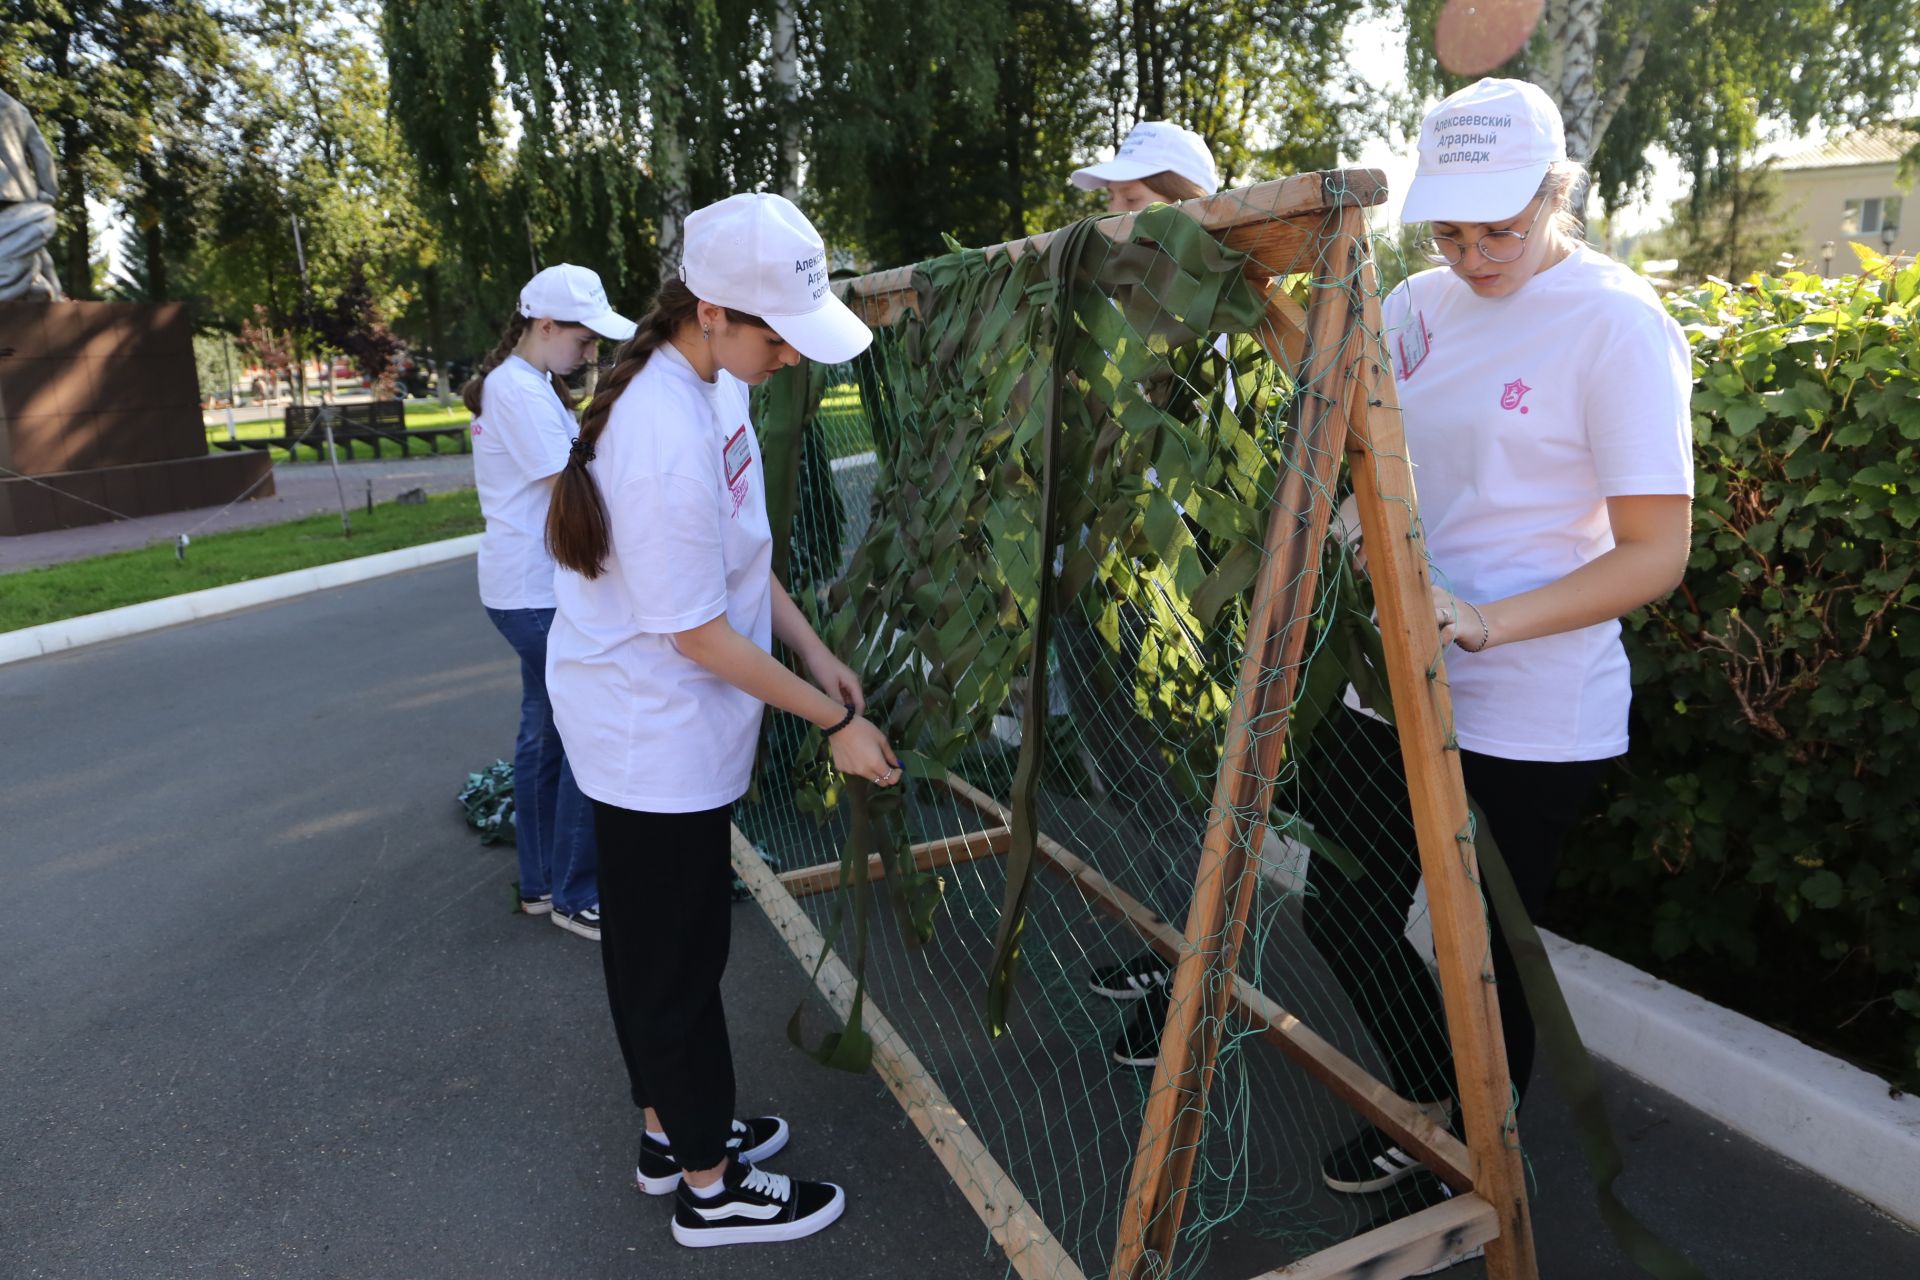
[1070,121,1220,196]
[680,193,872,365]
[518,264,637,340]
[1401,77,1567,224]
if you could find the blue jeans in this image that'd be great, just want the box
[486,606,598,913]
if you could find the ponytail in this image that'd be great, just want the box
[463,313,587,417]
[546,277,770,579]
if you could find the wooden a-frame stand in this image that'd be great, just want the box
[731,168,1540,1280]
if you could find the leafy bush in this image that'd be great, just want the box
[1556,250,1920,1086]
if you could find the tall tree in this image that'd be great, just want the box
[1403,0,1920,220]
[1636,159,1801,284]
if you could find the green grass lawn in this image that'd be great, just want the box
[0,489,483,632]
[202,392,873,463]
[817,384,876,460]
[204,401,475,462]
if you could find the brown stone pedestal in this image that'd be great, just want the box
[0,300,275,535]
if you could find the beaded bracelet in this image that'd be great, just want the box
[821,702,857,737]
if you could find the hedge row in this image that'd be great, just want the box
[1557,251,1920,1087]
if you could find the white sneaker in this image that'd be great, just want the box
[550,905,600,941]
[671,1161,844,1248]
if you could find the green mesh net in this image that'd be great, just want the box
[733,171,1505,1280]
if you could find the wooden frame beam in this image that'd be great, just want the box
[834,168,1387,328]
[739,166,1536,1280]
[1105,205,1369,1280]
[939,773,1468,1192]
[1251,1192,1498,1279]
[776,825,1013,900]
[731,825,1087,1280]
[1340,246,1538,1279]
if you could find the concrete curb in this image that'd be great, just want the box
[0,534,481,666]
[1545,929,1920,1228]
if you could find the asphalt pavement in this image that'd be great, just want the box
[3,557,1916,1280]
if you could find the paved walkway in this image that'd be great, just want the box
[0,454,476,574]
[3,558,1916,1279]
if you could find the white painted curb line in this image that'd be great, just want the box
[0,533,480,666]
[1545,929,1920,1228]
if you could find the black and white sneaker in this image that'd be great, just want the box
[671,1160,845,1248]
[551,905,601,941]
[1358,1172,1485,1274]
[1111,988,1169,1069]
[636,1116,791,1195]
[518,893,553,916]
[1088,953,1173,1002]
[1322,1126,1425,1194]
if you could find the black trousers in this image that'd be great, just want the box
[593,800,737,1172]
[1298,705,1606,1109]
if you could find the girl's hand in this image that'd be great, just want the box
[829,718,902,787]
[1432,584,1490,652]
[805,649,866,715]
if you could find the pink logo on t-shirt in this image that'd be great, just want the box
[1396,312,1433,380]
[1500,378,1533,414]
[723,426,753,518]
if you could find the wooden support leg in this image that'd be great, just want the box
[1340,243,1537,1279]
[1109,207,1368,1280]
[730,825,1087,1280]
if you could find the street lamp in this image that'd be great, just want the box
[1882,222,1899,258]
[1821,239,1835,276]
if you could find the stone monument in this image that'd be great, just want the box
[0,89,273,535]
[0,88,63,302]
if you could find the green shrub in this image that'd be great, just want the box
[1557,251,1920,1087]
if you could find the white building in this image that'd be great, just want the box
[1772,126,1917,272]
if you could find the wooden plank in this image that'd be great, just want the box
[836,169,1387,327]
[939,773,1469,1191]
[1106,206,1370,1280]
[729,825,1088,1280]
[1253,1192,1497,1279]
[776,825,1013,899]
[1222,214,1324,278]
[1342,249,1537,1278]
[1254,282,1310,392]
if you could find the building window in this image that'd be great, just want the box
[1842,196,1903,234]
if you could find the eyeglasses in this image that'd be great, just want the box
[1418,200,1547,265]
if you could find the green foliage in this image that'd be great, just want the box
[751,205,1300,1039]
[1634,161,1802,286]
[1560,254,1920,1086]
[807,0,1380,263]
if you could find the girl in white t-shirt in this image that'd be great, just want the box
[1302,79,1694,1240]
[543,195,895,1250]
[468,264,636,941]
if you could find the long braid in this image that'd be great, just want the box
[462,314,529,417]
[546,279,773,578]
[546,281,698,578]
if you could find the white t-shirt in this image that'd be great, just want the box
[473,355,574,610]
[546,343,774,812]
[1381,246,1694,762]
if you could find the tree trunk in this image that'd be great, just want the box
[136,156,167,300]
[771,0,804,201]
[58,142,91,299]
[654,115,689,283]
